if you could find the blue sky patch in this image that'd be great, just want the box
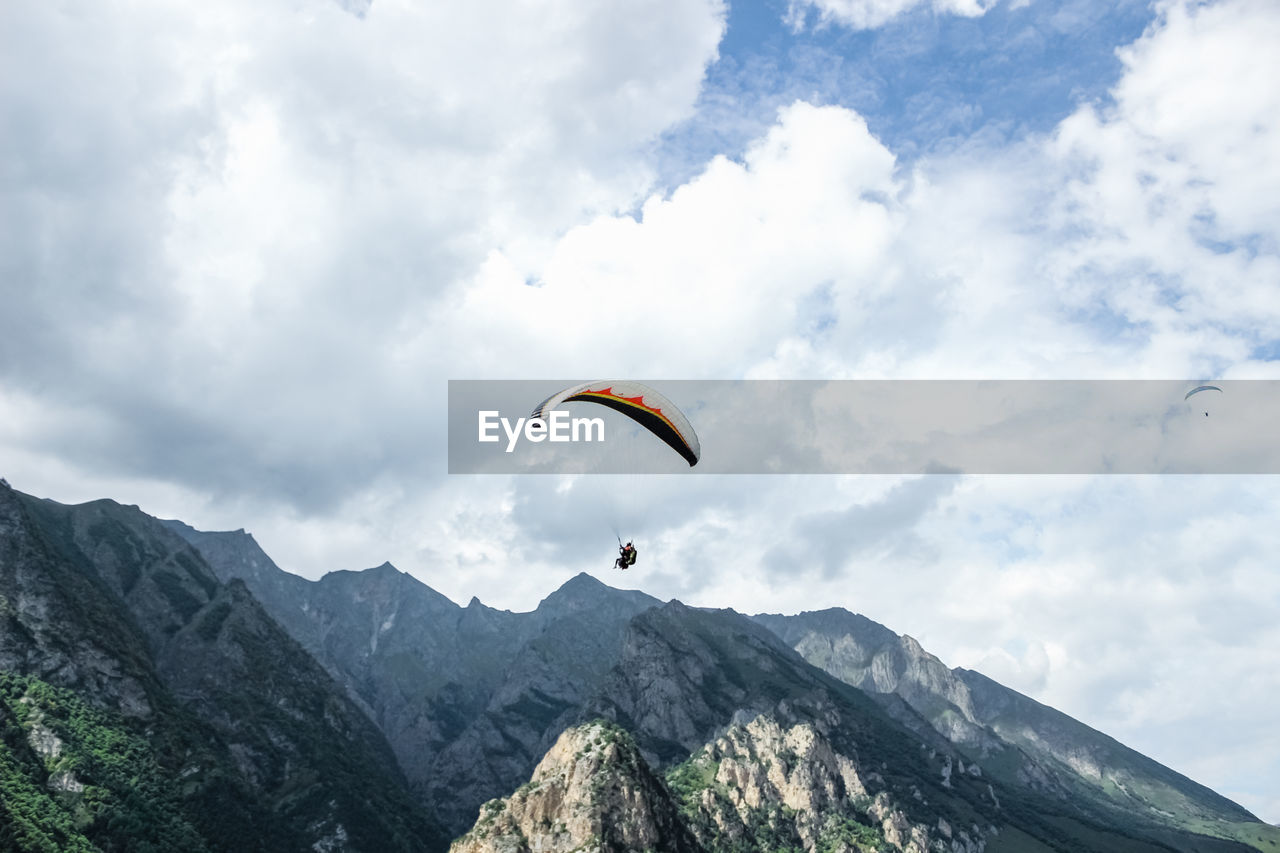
[656,0,1154,186]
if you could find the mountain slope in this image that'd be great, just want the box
[753,607,1277,852]
[142,504,1275,852]
[460,652,1243,853]
[0,484,445,851]
[165,520,666,834]
[586,601,1224,852]
[423,573,667,831]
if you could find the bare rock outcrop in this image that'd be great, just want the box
[451,720,702,853]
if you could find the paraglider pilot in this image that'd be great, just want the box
[615,541,637,570]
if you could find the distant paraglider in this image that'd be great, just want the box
[1184,384,1222,416]
[530,380,701,466]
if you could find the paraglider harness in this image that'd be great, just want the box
[614,541,637,570]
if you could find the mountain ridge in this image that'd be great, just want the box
[5,484,1276,852]
[1,481,447,851]
[752,605,1271,850]
[165,507,1277,850]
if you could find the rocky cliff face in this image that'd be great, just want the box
[752,610,998,754]
[0,484,444,852]
[452,692,1265,853]
[454,709,990,853]
[954,667,1263,843]
[0,491,162,721]
[579,602,1008,851]
[671,711,988,853]
[167,518,666,835]
[422,575,666,832]
[164,521,540,795]
[754,607,1272,852]
[451,720,701,853]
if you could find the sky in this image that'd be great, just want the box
[2,0,1278,824]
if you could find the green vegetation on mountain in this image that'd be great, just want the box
[0,672,209,853]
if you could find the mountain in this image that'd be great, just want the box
[438,578,1279,853]
[583,600,1278,852]
[169,514,1275,852]
[753,608,1279,852]
[162,520,662,833]
[5,483,1276,852]
[0,482,446,851]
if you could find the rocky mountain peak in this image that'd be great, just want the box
[450,720,700,853]
[539,571,610,605]
[534,571,661,622]
[323,560,404,589]
[899,633,926,655]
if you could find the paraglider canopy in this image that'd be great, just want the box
[531,380,701,466]
[1184,385,1222,400]
[1185,384,1223,416]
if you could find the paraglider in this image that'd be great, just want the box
[1185,384,1222,416]
[530,380,701,466]
[532,381,697,574]
[614,541,637,571]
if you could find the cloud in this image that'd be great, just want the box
[786,0,998,32]
[9,0,1276,515]
[417,101,900,382]
[443,2,1280,385]
[927,475,1280,818]
[1035,0,1280,372]
[763,474,958,576]
[0,0,725,510]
